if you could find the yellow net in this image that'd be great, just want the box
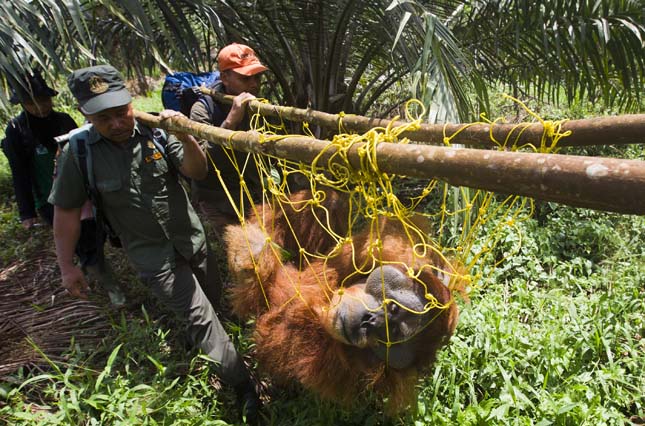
[202,96,571,364]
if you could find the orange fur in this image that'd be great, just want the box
[223,189,458,412]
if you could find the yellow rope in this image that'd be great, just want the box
[199,95,570,363]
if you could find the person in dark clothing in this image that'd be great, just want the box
[189,42,268,230]
[1,71,125,306]
[188,43,271,311]
[1,73,76,228]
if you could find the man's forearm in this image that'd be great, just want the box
[53,206,82,272]
[177,134,208,180]
[220,115,240,130]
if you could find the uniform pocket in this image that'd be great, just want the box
[96,178,122,193]
[95,178,128,208]
[149,157,169,177]
[141,156,171,198]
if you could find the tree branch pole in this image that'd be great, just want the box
[201,88,645,148]
[135,110,645,215]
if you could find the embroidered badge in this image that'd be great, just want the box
[88,76,109,94]
[145,152,163,163]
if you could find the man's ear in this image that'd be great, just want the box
[78,107,91,123]
[220,70,229,85]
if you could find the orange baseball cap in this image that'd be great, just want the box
[217,43,268,76]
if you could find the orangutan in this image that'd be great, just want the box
[224,189,460,411]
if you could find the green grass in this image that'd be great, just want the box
[132,89,164,113]
[416,209,645,425]
[2,203,642,425]
[1,94,644,425]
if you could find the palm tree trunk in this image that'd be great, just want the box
[203,89,645,148]
[134,110,645,215]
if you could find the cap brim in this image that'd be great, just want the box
[10,87,58,104]
[231,63,268,76]
[80,88,132,115]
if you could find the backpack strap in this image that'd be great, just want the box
[199,95,215,121]
[68,124,95,194]
[206,81,229,126]
[150,128,168,156]
[199,94,229,126]
[150,127,187,181]
[68,124,121,250]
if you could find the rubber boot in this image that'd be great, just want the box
[235,380,261,425]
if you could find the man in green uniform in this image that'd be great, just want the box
[49,65,260,423]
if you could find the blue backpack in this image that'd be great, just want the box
[161,71,220,116]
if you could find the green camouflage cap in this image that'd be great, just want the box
[67,65,132,114]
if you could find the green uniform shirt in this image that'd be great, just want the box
[49,121,205,274]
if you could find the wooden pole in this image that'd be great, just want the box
[135,110,645,215]
[202,89,645,148]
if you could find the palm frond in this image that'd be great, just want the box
[453,0,645,110]
[0,248,112,378]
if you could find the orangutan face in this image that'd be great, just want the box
[325,265,439,369]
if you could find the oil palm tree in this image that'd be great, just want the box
[1,0,643,121]
[0,0,219,109]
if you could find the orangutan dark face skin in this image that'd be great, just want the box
[224,188,460,410]
[326,265,437,369]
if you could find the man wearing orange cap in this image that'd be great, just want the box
[192,42,267,130]
[189,42,268,227]
[189,43,270,308]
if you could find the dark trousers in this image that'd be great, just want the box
[37,203,54,226]
[198,199,241,307]
[141,246,249,387]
